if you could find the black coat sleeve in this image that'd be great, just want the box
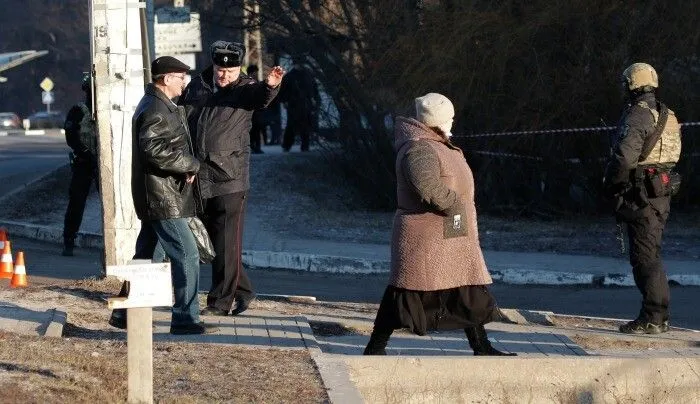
[64,105,86,154]
[402,141,461,215]
[232,80,280,110]
[138,112,200,175]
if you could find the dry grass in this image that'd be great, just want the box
[570,333,700,351]
[0,331,327,403]
[0,164,72,226]
[0,277,331,404]
[551,315,700,351]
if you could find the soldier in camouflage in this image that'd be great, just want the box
[61,73,99,256]
[603,62,682,335]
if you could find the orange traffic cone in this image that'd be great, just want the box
[0,240,13,279]
[10,251,28,288]
[0,228,7,250]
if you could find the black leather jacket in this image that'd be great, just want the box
[132,84,200,221]
[179,66,279,198]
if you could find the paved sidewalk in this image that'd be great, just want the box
[2,294,699,404]
[2,298,697,359]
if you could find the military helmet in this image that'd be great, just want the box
[621,63,658,91]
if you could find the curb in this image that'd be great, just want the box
[2,220,700,287]
[43,308,67,338]
[0,220,103,249]
[298,315,365,404]
[0,129,64,136]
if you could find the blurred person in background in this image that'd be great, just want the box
[279,59,319,152]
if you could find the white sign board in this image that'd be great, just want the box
[106,263,173,309]
[154,12,202,55]
[41,91,54,105]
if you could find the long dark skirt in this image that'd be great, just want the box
[372,285,497,336]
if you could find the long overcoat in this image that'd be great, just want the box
[389,116,492,291]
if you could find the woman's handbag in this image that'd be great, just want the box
[187,216,216,263]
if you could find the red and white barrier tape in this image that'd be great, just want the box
[456,121,700,139]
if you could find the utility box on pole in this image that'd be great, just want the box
[90,0,146,268]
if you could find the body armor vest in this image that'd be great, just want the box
[637,101,681,166]
[77,103,98,160]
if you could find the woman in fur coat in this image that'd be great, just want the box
[363,93,516,356]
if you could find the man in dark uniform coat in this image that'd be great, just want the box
[62,73,98,256]
[604,62,682,335]
[179,41,285,316]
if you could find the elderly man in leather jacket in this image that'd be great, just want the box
[604,63,682,335]
[179,41,285,317]
[109,56,217,335]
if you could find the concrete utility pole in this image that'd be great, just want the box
[90,0,146,269]
[243,0,263,80]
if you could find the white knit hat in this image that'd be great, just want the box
[415,93,454,128]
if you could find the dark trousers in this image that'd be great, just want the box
[203,191,254,311]
[63,160,97,245]
[626,197,671,324]
[282,114,311,151]
[113,218,201,326]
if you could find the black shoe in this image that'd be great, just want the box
[231,294,256,316]
[474,345,517,356]
[619,318,668,335]
[61,245,74,257]
[200,306,229,316]
[108,314,127,330]
[251,149,264,154]
[363,329,392,355]
[170,322,219,335]
[465,325,517,356]
[363,346,387,355]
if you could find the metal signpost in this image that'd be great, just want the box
[39,77,54,112]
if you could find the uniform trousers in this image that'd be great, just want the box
[282,110,311,152]
[203,191,254,311]
[63,159,98,245]
[625,196,671,325]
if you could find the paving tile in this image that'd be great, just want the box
[295,316,319,349]
[429,335,470,353]
[266,318,306,348]
[528,333,577,356]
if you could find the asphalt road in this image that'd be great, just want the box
[0,134,68,198]
[10,236,700,331]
